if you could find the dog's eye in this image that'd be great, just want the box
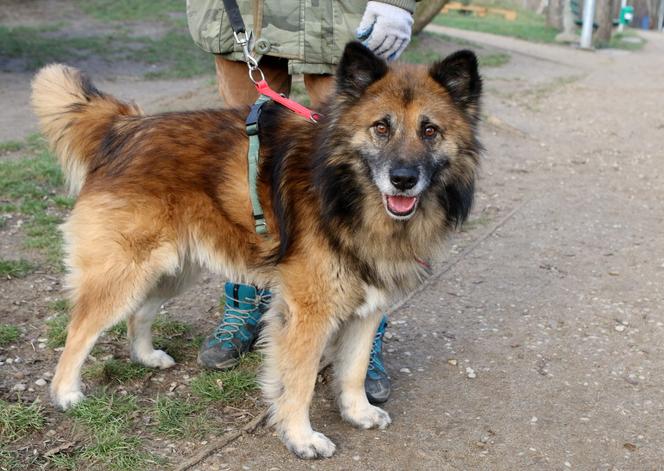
[374,122,389,136]
[423,125,437,139]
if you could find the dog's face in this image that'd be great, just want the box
[323,42,482,227]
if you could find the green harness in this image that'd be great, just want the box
[245,95,271,235]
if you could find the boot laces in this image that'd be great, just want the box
[368,329,384,371]
[213,291,271,342]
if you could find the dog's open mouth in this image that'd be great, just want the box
[383,194,419,219]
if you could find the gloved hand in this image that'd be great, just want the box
[356,1,413,61]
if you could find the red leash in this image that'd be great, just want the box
[254,79,321,123]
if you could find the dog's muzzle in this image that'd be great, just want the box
[382,166,421,220]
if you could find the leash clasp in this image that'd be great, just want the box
[233,30,260,71]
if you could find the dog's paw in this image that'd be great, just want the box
[341,403,392,430]
[132,349,175,369]
[52,388,85,411]
[283,431,336,459]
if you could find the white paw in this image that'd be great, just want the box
[282,431,336,459]
[52,388,85,411]
[341,403,392,430]
[133,349,175,369]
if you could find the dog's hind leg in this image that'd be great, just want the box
[127,295,174,369]
[260,294,338,459]
[51,213,179,410]
[333,312,392,429]
[50,275,154,410]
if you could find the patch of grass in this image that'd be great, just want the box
[0,324,20,347]
[154,336,192,363]
[0,134,72,268]
[434,3,559,43]
[0,24,213,79]
[239,351,264,369]
[479,52,510,68]
[135,31,214,79]
[107,315,190,336]
[606,30,646,51]
[152,395,209,439]
[108,321,128,340]
[0,140,23,154]
[49,298,70,314]
[152,315,196,362]
[46,452,78,470]
[192,334,205,349]
[67,392,152,470]
[0,259,34,279]
[402,31,510,68]
[77,0,184,22]
[85,359,151,384]
[153,316,191,337]
[79,427,147,471]
[402,31,471,64]
[0,25,122,71]
[46,313,69,349]
[0,447,19,471]
[191,364,259,403]
[0,400,46,443]
[401,42,442,64]
[69,392,139,430]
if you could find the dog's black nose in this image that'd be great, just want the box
[389,167,419,191]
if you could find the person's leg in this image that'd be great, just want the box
[198,283,271,369]
[302,74,335,108]
[215,55,291,108]
[365,315,391,403]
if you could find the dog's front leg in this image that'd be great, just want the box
[261,295,338,459]
[333,312,392,429]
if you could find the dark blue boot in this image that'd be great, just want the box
[365,315,391,404]
[198,282,271,370]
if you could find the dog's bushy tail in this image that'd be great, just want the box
[31,64,142,195]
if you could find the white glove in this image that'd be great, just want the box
[356,1,413,61]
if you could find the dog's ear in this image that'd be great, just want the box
[336,42,388,99]
[430,50,482,120]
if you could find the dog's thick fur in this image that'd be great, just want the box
[32,42,482,458]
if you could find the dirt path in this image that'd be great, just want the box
[191,30,664,470]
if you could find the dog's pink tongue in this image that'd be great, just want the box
[387,195,417,213]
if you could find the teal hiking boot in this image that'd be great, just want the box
[198,282,271,370]
[365,315,391,404]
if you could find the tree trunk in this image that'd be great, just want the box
[537,0,549,15]
[555,0,578,42]
[594,0,614,45]
[646,0,659,29]
[414,0,450,35]
[547,0,564,29]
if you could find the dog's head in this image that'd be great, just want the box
[318,42,482,230]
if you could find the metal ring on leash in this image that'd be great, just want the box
[248,66,265,84]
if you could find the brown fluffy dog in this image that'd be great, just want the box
[32,42,482,459]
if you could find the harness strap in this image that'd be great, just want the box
[246,95,271,235]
